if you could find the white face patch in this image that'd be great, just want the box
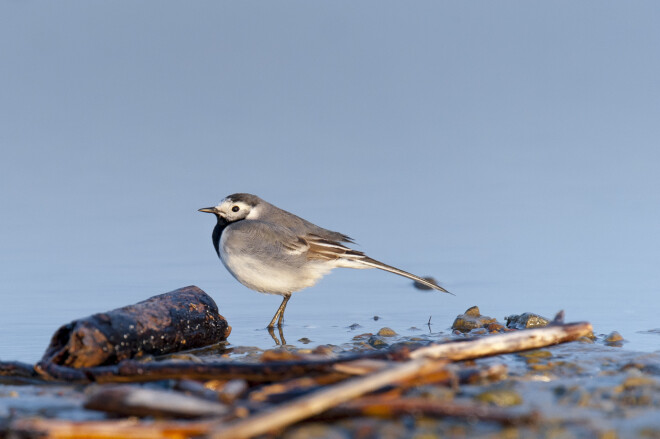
[245,204,262,220]
[208,198,252,222]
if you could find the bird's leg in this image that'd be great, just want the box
[268,295,291,328]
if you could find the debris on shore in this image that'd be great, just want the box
[2,299,657,439]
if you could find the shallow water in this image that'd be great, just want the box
[1,258,658,363]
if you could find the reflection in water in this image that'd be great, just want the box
[268,326,287,346]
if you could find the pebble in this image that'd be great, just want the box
[368,336,389,349]
[476,388,523,407]
[452,306,496,332]
[377,327,397,337]
[505,312,550,329]
[605,331,624,347]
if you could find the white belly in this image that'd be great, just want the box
[219,241,332,295]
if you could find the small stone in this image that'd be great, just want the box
[621,375,656,390]
[485,322,506,333]
[373,315,380,321]
[352,333,373,340]
[605,331,624,343]
[347,323,362,330]
[465,306,481,317]
[476,388,523,407]
[529,363,554,371]
[505,312,550,329]
[578,336,596,344]
[469,328,488,336]
[377,327,397,337]
[297,337,312,344]
[260,350,302,362]
[368,336,389,349]
[452,306,496,333]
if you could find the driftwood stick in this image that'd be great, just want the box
[209,358,449,439]
[84,385,230,419]
[410,321,593,361]
[323,396,540,425]
[9,418,217,439]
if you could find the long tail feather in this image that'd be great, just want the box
[360,257,454,295]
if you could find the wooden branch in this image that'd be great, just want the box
[84,385,230,419]
[324,396,539,425]
[409,321,593,361]
[209,358,449,439]
[9,418,218,439]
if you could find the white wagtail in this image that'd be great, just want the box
[199,193,452,328]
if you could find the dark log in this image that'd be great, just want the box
[35,354,371,383]
[0,361,38,378]
[0,361,42,384]
[38,286,231,369]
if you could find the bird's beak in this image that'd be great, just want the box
[198,207,217,214]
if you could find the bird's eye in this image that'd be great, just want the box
[232,206,240,212]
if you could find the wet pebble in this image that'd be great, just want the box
[485,322,507,333]
[468,328,489,336]
[451,306,496,332]
[519,349,553,359]
[476,388,523,406]
[505,312,550,329]
[368,336,389,349]
[605,331,625,347]
[620,374,657,390]
[377,327,397,337]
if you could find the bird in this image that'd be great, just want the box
[199,193,452,328]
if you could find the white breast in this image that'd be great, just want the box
[219,231,332,295]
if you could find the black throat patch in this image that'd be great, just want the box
[211,215,229,257]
